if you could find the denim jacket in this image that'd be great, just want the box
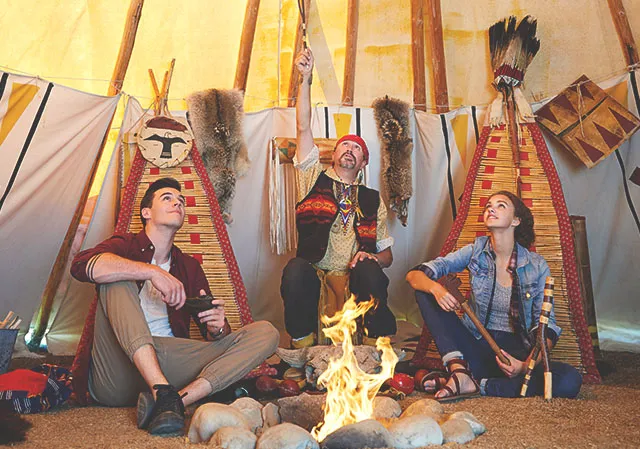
[414,236,561,345]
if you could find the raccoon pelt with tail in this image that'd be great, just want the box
[372,96,413,226]
[186,89,250,224]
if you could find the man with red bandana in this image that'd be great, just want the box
[280,48,397,348]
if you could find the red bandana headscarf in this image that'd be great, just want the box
[335,134,369,165]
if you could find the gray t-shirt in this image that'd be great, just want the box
[484,282,513,333]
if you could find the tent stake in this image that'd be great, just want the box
[29,0,145,351]
[411,0,427,112]
[234,0,261,93]
[425,0,449,113]
[341,0,359,107]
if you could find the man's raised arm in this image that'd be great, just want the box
[295,48,315,162]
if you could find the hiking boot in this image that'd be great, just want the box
[146,384,186,436]
[136,391,154,429]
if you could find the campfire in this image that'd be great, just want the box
[311,296,398,442]
[187,295,487,447]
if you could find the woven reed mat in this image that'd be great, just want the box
[117,144,254,339]
[412,123,600,383]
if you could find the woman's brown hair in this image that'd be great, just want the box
[489,190,535,249]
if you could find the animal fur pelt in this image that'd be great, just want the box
[0,404,31,444]
[186,89,250,224]
[372,96,413,226]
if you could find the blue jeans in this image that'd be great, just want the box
[415,291,582,398]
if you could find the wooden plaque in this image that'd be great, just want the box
[536,75,639,168]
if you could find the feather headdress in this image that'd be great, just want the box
[489,16,540,88]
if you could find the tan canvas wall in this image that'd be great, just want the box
[1,1,636,111]
[1,0,639,353]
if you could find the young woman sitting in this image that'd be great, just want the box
[406,191,582,401]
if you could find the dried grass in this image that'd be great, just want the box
[7,350,640,448]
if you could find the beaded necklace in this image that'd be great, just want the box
[335,179,359,233]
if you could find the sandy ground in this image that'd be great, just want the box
[4,350,639,448]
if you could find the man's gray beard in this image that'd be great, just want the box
[338,156,356,170]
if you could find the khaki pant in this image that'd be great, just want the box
[89,281,279,406]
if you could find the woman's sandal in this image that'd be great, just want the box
[418,370,448,393]
[436,358,481,403]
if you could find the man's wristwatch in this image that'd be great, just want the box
[211,326,225,338]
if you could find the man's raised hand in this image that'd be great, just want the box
[295,48,314,81]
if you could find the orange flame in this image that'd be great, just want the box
[311,296,398,442]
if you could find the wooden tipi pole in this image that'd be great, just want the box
[411,0,427,112]
[29,0,145,350]
[605,0,640,235]
[234,0,261,92]
[288,0,311,107]
[607,0,639,66]
[425,0,449,113]
[341,0,359,106]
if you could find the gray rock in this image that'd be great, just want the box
[400,398,444,419]
[231,397,264,432]
[372,396,402,419]
[449,411,486,435]
[257,423,319,449]
[278,393,326,431]
[388,415,443,448]
[441,418,476,444]
[277,346,406,387]
[188,403,250,443]
[261,402,281,429]
[210,426,257,449]
[320,419,392,449]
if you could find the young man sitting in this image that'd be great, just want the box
[71,177,279,435]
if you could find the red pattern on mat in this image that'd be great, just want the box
[526,123,600,383]
[190,145,254,326]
